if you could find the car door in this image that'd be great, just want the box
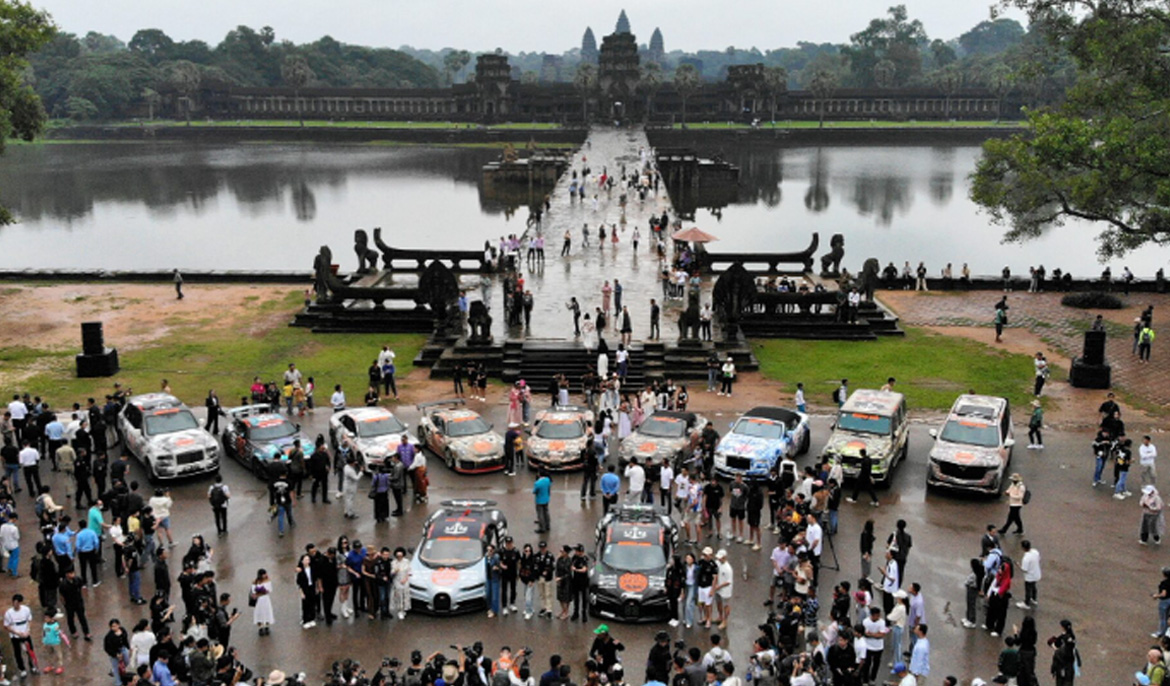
[429,415,445,452]
[123,406,143,457]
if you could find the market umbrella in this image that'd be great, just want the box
[670,227,719,243]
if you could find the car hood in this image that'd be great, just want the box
[251,433,311,460]
[620,433,685,459]
[449,432,503,457]
[529,435,587,455]
[410,556,485,589]
[591,560,667,595]
[930,440,1003,468]
[353,433,418,458]
[717,433,790,458]
[825,432,891,458]
[149,430,217,453]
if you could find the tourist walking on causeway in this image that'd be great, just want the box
[1027,400,1044,450]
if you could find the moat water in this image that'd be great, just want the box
[0,140,1164,275]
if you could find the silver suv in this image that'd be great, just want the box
[119,393,219,481]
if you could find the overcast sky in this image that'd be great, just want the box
[33,0,1025,54]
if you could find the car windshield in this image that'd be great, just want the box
[143,410,199,436]
[639,417,686,438]
[601,541,666,572]
[940,419,1000,448]
[356,416,406,438]
[446,416,490,437]
[419,536,483,568]
[537,419,584,439]
[247,418,297,441]
[836,412,892,435]
[733,418,785,440]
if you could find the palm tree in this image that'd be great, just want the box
[983,64,1013,123]
[762,66,788,124]
[931,65,963,119]
[167,61,201,126]
[806,66,839,129]
[673,63,701,129]
[573,63,597,124]
[142,87,160,120]
[640,62,663,123]
[281,55,315,127]
[443,50,472,86]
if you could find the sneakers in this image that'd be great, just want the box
[302,621,316,629]
[845,497,857,503]
[1036,444,1044,450]
[502,608,509,616]
[524,613,532,620]
[487,611,496,618]
[1026,444,1037,450]
[510,605,518,613]
[990,631,999,637]
[398,612,406,620]
[1114,493,1127,500]
[1016,602,1031,610]
[752,544,761,551]
[1155,632,1164,638]
[961,620,975,629]
[668,619,679,627]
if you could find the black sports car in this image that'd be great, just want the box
[588,505,679,623]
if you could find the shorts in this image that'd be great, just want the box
[747,511,761,528]
[684,509,701,525]
[697,587,713,606]
[730,509,745,521]
[158,516,171,529]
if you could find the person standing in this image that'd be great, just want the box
[295,555,317,629]
[1000,473,1027,535]
[580,438,598,501]
[908,624,930,683]
[203,391,222,434]
[570,545,590,624]
[271,473,293,537]
[1141,435,1159,486]
[719,357,736,397]
[370,466,390,523]
[173,269,183,300]
[1047,619,1079,686]
[1116,438,1135,499]
[1017,540,1042,609]
[600,465,620,514]
[535,541,555,619]
[484,544,501,618]
[847,450,879,507]
[1027,400,1044,450]
[1033,353,1049,397]
[1140,323,1156,363]
[649,299,660,340]
[1141,485,1165,546]
[207,476,229,536]
[568,298,582,337]
[601,281,613,314]
[498,537,520,616]
[101,618,130,685]
[861,607,889,685]
[624,459,645,504]
[713,549,733,630]
[309,439,331,504]
[388,454,406,517]
[18,440,41,497]
[59,567,90,640]
[0,513,18,579]
[619,307,632,347]
[533,470,551,534]
[994,302,1008,343]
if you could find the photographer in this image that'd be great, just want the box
[646,631,673,684]
[788,654,815,686]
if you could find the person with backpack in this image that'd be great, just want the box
[207,476,229,535]
[1140,324,1156,363]
[1027,400,1045,450]
[1000,474,1028,536]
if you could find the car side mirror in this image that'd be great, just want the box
[1003,438,1016,448]
[928,429,938,438]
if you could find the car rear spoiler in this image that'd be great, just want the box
[439,499,498,510]
[416,399,466,411]
[227,403,277,418]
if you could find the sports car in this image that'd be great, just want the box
[221,405,311,478]
[617,411,706,468]
[589,505,679,623]
[528,405,594,471]
[408,500,508,614]
[713,406,811,480]
[416,400,505,474]
[329,406,418,469]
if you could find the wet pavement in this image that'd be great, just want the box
[6,391,1159,684]
[469,127,702,342]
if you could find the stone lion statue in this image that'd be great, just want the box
[820,234,845,277]
[859,258,881,303]
[468,301,492,342]
[354,230,380,274]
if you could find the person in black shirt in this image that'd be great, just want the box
[702,480,724,540]
[570,545,590,623]
[645,630,672,683]
[319,547,339,625]
[847,449,879,507]
[372,548,393,619]
[695,548,718,628]
[153,547,171,599]
[535,541,556,619]
[589,627,625,675]
[499,537,521,615]
[59,567,90,639]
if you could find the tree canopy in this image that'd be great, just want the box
[971,0,1170,259]
[0,0,55,224]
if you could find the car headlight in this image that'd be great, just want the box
[463,582,485,592]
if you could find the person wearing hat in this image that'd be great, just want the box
[1027,399,1044,450]
[999,474,1027,536]
[713,549,733,630]
[535,540,555,619]
[590,625,625,675]
[696,547,718,628]
[891,661,914,686]
[1141,485,1165,546]
[646,630,672,684]
[266,669,287,686]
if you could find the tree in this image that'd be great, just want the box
[0,0,55,224]
[142,87,160,119]
[931,64,963,118]
[971,0,1170,258]
[520,71,538,85]
[873,59,896,88]
[807,66,839,129]
[167,60,201,125]
[128,29,174,64]
[65,95,97,120]
[959,18,1026,56]
[639,61,662,122]
[929,39,956,68]
[280,55,314,127]
[762,65,788,122]
[842,5,926,87]
[573,63,596,123]
[443,49,471,85]
[982,63,1013,122]
[672,63,701,128]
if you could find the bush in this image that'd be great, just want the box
[1061,291,1124,309]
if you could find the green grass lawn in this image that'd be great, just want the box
[11,319,426,412]
[753,327,1044,411]
[49,119,565,130]
[674,120,1025,130]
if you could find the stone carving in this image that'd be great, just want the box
[677,301,701,340]
[859,258,881,303]
[712,262,757,341]
[354,229,380,273]
[820,233,845,277]
[419,261,461,334]
[468,301,492,342]
[312,245,334,304]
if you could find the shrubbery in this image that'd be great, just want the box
[1060,291,1124,309]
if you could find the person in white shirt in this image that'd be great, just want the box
[794,383,806,413]
[17,441,41,495]
[1141,435,1158,486]
[330,385,346,412]
[673,468,691,513]
[861,606,889,685]
[714,549,733,629]
[4,594,33,677]
[624,459,645,503]
[880,549,901,611]
[377,347,395,370]
[0,515,19,577]
[148,488,175,548]
[1017,539,1042,609]
[805,514,824,569]
[658,461,674,514]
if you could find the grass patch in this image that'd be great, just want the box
[50,119,565,131]
[753,327,1041,411]
[9,327,426,411]
[674,120,1026,130]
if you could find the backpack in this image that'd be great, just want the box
[1142,329,1153,344]
[209,484,227,508]
[831,388,841,404]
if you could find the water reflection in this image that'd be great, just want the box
[847,174,911,225]
[803,149,829,213]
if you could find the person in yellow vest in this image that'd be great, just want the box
[1139,324,1156,363]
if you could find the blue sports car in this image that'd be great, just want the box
[713,406,811,480]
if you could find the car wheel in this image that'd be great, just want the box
[144,459,158,484]
[221,432,232,458]
[251,456,266,479]
[444,449,456,471]
[799,430,810,456]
